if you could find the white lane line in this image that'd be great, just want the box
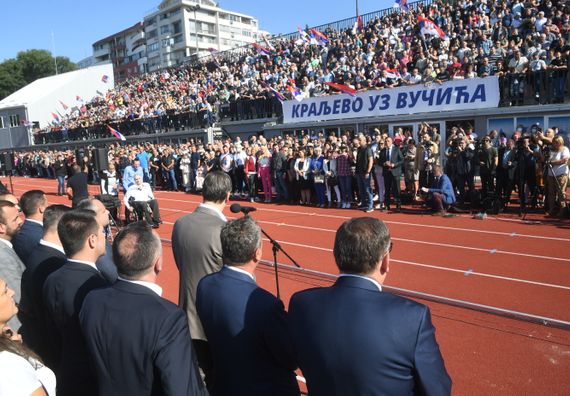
[13,180,570,242]
[255,238,570,291]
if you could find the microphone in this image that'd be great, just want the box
[230,203,257,215]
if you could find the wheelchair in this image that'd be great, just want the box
[125,197,152,225]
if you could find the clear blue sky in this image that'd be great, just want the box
[0,0,394,63]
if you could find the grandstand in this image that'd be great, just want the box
[15,0,570,151]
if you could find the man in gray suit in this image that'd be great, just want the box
[172,171,232,389]
[0,200,25,330]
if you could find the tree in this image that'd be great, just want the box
[0,49,76,100]
[0,59,25,100]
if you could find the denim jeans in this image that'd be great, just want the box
[357,173,373,209]
[57,175,66,195]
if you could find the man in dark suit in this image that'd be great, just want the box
[80,222,207,396]
[77,197,118,283]
[19,204,70,368]
[43,210,108,396]
[197,217,299,396]
[496,138,516,206]
[67,165,89,207]
[172,171,232,388]
[12,189,48,263]
[378,136,404,211]
[289,217,451,396]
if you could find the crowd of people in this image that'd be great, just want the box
[33,0,570,143]
[8,117,570,218]
[0,174,452,395]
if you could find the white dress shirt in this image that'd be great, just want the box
[117,276,163,296]
[338,273,382,291]
[124,182,155,208]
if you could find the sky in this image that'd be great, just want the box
[0,0,394,63]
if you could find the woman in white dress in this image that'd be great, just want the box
[0,278,55,396]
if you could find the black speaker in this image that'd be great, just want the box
[2,153,14,172]
[92,148,109,172]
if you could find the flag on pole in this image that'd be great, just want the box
[309,29,328,45]
[296,26,310,45]
[352,15,364,34]
[51,112,60,122]
[286,80,304,102]
[107,125,126,141]
[324,82,357,96]
[59,100,69,110]
[385,68,402,79]
[417,16,447,40]
[262,33,275,51]
[252,43,271,56]
[76,95,83,102]
[101,75,109,83]
[394,0,409,12]
[96,90,104,96]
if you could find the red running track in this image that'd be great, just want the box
[8,176,570,395]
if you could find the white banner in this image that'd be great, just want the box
[282,77,500,124]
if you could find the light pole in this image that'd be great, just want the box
[189,4,201,58]
[356,0,359,17]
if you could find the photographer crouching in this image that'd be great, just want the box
[420,165,456,216]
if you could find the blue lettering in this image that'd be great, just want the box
[455,86,469,104]
[341,99,352,113]
[396,93,407,109]
[308,103,318,117]
[421,89,435,106]
[379,94,390,110]
[318,102,332,115]
[300,104,309,116]
[409,90,422,107]
[436,88,453,105]
[368,95,381,111]
[332,99,341,114]
[470,84,486,103]
[292,104,300,118]
[352,97,364,112]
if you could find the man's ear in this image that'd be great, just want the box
[154,255,163,275]
[253,246,263,263]
[87,234,97,250]
[379,253,390,276]
[0,223,6,235]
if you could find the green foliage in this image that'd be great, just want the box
[0,49,76,100]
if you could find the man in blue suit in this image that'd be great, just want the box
[80,222,207,396]
[13,189,47,263]
[197,216,299,396]
[421,165,456,215]
[289,217,451,396]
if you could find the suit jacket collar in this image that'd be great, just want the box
[113,279,162,297]
[220,265,256,285]
[334,275,382,293]
[196,203,227,221]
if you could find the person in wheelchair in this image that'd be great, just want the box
[124,175,162,228]
[420,165,456,216]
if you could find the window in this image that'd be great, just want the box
[0,117,4,129]
[160,25,170,34]
[219,25,231,33]
[162,38,174,47]
[146,17,156,26]
[172,20,182,34]
[242,29,252,37]
[229,14,241,23]
[160,13,169,20]
[9,115,20,127]
[173,34,184,44]
[147,29,158,39]
[147,42,160,52]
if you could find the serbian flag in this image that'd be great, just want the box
[287,85,304,102]
[107,125,126,141]
[309,28,328,45]
[252,43,271,56]
[385,68,401,79]
[269,86,286,102]
[352,15,364,34]
[51,112,60,122]
[101,75,109,83]
[59,100,69,110]
[417,16,447,40]
[325,82,357,96]
[394,0,409,12]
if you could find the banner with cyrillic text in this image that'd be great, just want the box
[282,77,500,124]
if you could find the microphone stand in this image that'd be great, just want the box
[243,212,302,300]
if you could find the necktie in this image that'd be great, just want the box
[387,147,391,162]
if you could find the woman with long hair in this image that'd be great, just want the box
[294,150,311,205]
[0,278,55,395]
[258,146,273,203]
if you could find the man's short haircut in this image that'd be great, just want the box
[76,197,97,211]
[333,217,391,274]
[0,200,17,225]
[202,171,232,203]
[57,210,99,258]
[43,204,72,233]
[20,190,46,217]
[112,221,161,278]
[221,216,261,266]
